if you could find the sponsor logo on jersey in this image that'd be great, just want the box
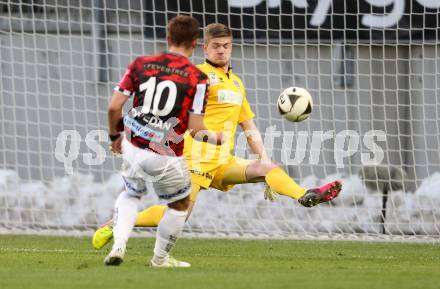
[144,63,189,77]
[141,115,174,131]
[217,89,243,105]
[124,115,164,143]
[128,108,175,131]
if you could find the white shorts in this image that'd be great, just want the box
[120,137,191,203]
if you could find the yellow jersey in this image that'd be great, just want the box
[183,60,255,168]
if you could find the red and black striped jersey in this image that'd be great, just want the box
[115,52,208,156]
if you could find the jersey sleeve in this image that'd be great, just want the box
[189,74,209,115]
[238,95,255,123]
[114,59,137,98]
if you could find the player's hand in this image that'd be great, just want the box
[110,135,122,155]
[264,184,279,202]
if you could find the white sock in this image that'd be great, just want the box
[153,208,188,263]
[112,191,140,249]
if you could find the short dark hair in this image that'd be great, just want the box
[204,23,232,44]
[167,15,200,48]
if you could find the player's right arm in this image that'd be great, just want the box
[108,91,129,154]
[108,59,137,154]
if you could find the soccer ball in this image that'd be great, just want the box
[277,87,313,122]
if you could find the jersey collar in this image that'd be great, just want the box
[205,59,232,74]
[163,51,191,61]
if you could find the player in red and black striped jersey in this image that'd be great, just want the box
[105,15,223,268]
[114,52,210,156]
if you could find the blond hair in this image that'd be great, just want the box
[204,23,232,44]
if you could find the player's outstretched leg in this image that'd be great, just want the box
[244,161,342,206]
[298,180,342,207]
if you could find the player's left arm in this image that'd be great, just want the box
[239,119,270,162]
[238,93,270,162]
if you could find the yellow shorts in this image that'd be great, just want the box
[187,154,253,193]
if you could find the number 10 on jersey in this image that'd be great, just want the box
[140,77,177,117]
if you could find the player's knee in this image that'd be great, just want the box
[168,195,191,211]
[256,161,278,175]
[249,160,278,178]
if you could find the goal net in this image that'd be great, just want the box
[1,0,439,240]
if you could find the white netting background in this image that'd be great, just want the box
[0,0,439,239]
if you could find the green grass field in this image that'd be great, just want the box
[0,235,439,289]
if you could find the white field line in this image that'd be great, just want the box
[0,247,99,254]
